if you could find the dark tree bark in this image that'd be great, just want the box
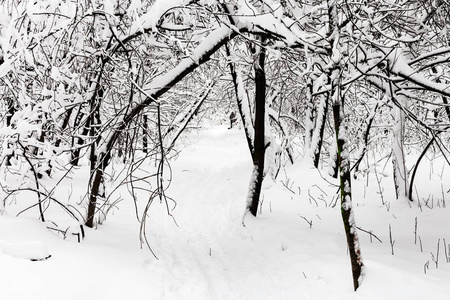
[408,135,436,201]
[352,103,379,174]
[330,66,364,292]
[70,106,87,166]
[142,114,148,153]
[5,97,16,166]
[312,93,329,168]
[55,107,74,148]
[89,87,104,172]
[86,161,106,228]
[328,0,364,290]
[247,38,267,216]
[305,78,315,152]
[333,98,364,291]
[86,85,106,227]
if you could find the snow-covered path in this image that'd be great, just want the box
[2,126,450,299]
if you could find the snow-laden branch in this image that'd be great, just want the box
[127,0,190,38]
[221,1,326,53]
[387,48,450,98]
[407,47,450,66]
[100,24,235,162]
[225,43,255,154]
[165,80,216,153]
[142,25,232,99]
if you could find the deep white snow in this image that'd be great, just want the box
[1,125,450,299]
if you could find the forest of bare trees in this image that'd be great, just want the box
[1,0,450,291]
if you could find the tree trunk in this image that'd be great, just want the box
[55,107,74,148]
[70,107,87,166]
[304,78,315,152]
[86,167,103,228]
[225,43,254,155]
[84,26,237,227]
[328,0,364,290]
[143,114,148,153]
[246,39,267,216]
[86,83,106,228]
[391,96,409,199]
[5,97,16,166]
[311,93,329,168]
[332,84,364,291]
[352,103,379,173]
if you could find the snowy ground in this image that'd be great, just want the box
[1,125,450,299]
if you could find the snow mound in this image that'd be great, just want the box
[0,216,53,261]
[0,241,51,261]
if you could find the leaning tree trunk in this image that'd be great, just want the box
[246,39,267,216]
[225,43,254,155]
[85,26,238,227]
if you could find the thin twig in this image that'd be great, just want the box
[356,226,382,243]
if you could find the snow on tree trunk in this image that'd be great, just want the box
[264,93,284,180]
[328,0,364,290]
[310,93,329,168]
[304,78,315,155]
[391,95,409,200]
[226,44,255,155]
[226,39,270,216]
[332,83,365,291]
[246,39,267,217]
[86,167,104,228]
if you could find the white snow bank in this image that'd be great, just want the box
[2,126,450,299]
[0,241,50,261]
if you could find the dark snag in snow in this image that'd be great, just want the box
[30,255,52,262]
